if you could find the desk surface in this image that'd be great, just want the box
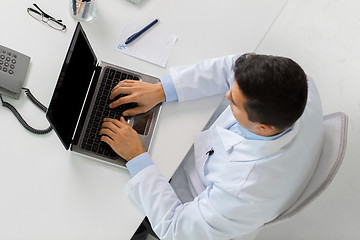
[0,0,287,239]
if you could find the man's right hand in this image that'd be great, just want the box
[109,80,166,116]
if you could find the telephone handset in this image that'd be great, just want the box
[0,45,30,99]
[0,45,52,134]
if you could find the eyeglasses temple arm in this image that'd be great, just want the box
[32,3,58,21]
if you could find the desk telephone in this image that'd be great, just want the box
[0,44,52,134]
[0,45,30,99]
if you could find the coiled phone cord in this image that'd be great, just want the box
[0,88,53,135]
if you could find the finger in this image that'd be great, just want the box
[102,118,123,129]
[112,79,138,88]
[107,117,130,129]
[119,116,128,124]
[114,79,139,87]
[109,95,135,109]
[111,80,139,95]
[99,128,117,138]
[101,118,117,127]
[100,135,114,147]
[110,87,134,100]
[123,106,147,117]
[119,116,132,127]
[103,117,122,123]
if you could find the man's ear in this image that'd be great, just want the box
[257,123,278,136]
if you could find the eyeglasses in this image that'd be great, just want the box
[27,4,66,31]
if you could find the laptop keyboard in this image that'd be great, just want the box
[81,67,139,159]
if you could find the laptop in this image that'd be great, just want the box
[46,22,161,168]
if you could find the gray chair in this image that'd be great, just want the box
[179,99,348,239]
[205,99,349,226]
[264,112,348,225]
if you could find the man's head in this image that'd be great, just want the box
[225,53,308,136]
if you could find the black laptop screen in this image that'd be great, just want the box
[47,23,97,149]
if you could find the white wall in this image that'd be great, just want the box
[256,0,360,239]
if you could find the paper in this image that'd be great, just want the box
[116,21,177,67]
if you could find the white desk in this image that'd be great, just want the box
[0,0,287,239]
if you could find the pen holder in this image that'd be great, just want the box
[70,0,97,22]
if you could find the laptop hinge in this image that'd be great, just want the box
[71,65,102,148]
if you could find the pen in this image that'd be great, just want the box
[77,0,84,14]
[125,19,159,45]
[206,148,214,156]
[72,0,77,15]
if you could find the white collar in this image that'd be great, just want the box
[210,106,300,161]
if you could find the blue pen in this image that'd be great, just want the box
[125,19,159,44]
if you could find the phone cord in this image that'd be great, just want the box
[0,88,53,135]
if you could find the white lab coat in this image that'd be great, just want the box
[127,54,323,240]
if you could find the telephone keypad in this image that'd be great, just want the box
[0,44,30,99]
[0,49,18,75]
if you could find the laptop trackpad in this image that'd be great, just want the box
[133,111,153,136]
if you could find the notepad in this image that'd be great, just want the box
[116,21,177,67]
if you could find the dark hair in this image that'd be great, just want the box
[233,53,308,130]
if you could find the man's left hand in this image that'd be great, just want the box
[99,117,146,161]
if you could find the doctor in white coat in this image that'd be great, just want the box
[100,53,323,240]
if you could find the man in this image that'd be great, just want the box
[99,53,323,240]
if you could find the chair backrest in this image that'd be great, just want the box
[265,112,348,225]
